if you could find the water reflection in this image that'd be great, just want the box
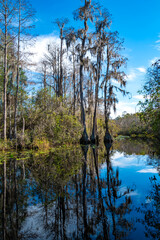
[137,176,160,240]
[102,144,133,239]
[114,139,160,157]
[0,154,30,240]
[0,140,159,239]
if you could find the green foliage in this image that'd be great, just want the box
[138,61,160,139]
[23,89,82,148]
[109,119,120,137]
[97,117,105,140]
[113,138,158,156]
[114,113,149,138]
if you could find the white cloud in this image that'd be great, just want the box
[127,191,139,196]
[155,35,160,50]
[133,95,144,100]
[110,95,145,118]
[137,168,158,174]
[125,67,146,82]
[22,34,60,71]
[102,153,159,175]
[111,152,146,168]
[130,101,139,105]
[23,33,74,74]
[112,79,119,85]
[110,100,139,118]
[126,70,137,81]
[155,35,160,43]
[101,152,149,169]
[133,94,150,101]
[136,67,146,73]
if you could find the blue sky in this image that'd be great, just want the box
[28,0,160,117]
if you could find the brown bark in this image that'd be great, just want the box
[59,28,63,97]
[73,50,76,115]
[22,117,25,139]
[3,3,8,141]
[104,45,112,143]
[90,51,101,144]
[43,62,47,89]
[55,19,68,97]
[9,93,12,139]
[14,0,21,139]
[79,2,89,144]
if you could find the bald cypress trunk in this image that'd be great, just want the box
[9,93,12,139]
[104,45,112,144]
[55,18,68,98]
[3,3,8,141]
[14,0,21,139]
[73,50,76,116]
[79,1,89,144]
[59,28,63,97]
[80,53,88,144]
[90,51,101,144]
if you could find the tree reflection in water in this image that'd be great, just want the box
[92,143,133,239]
[137,176,160,240]
[0,154,37,240]
[0,144,135,239]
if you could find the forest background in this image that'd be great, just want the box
[0,0,159,150]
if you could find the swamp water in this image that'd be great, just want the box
[0,139,160,240]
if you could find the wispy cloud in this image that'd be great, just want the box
[155,36,160,44]
[126,70,137,81]
[133,94,150,101]
[125,67,146,82]
[137,168,158,173]
[155,34,160,50]
[133,95,144,100]
[136,67,146,73]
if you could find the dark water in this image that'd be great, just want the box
[0,140,160,240]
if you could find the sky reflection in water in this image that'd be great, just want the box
[0,141,160,240]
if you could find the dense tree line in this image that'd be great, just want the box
[138,60,160,139]
[113,60,160,140]
[0,0,128,148]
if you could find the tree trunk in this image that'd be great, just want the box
[90,51,101,144]
[4,6,8,141]
[21,117,25,147]
[59,29,63,97]
[9,93,12,139]
[43,62,47,88]
[73,51,76,115]
[80,59,89,144]
[80,12,89,144]
[14,0,21,139]
[57,48,60,97]
[104,82,112,144]
[104,46,112,144]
